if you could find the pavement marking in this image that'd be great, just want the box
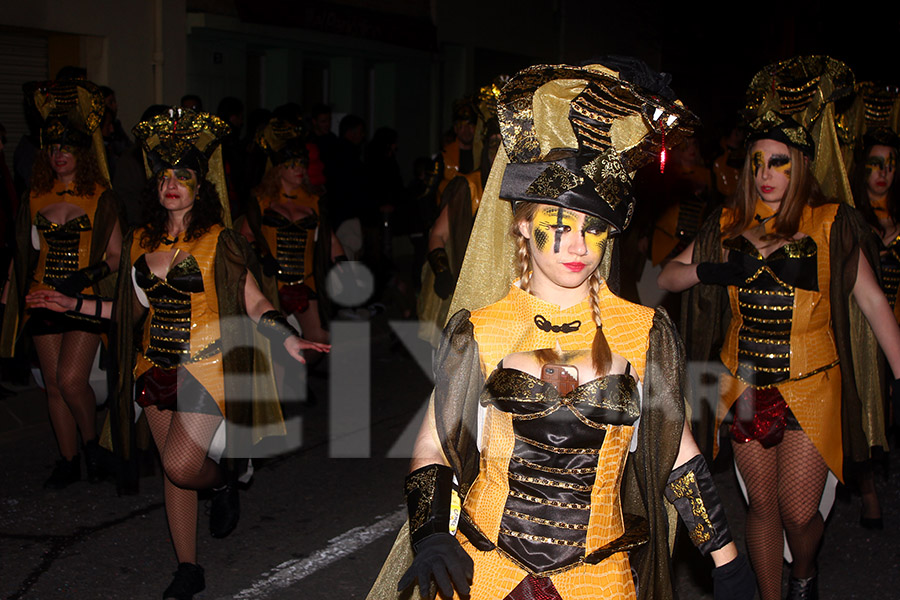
[225,507,406,599]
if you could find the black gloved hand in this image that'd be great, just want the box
[696,261,748,287]
[398,532,473,599]
[261,254,279,278]
[427,248,456,300]
[712,553,756,600]
[55,262,111,296]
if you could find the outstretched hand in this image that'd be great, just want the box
[25,290,77,313]
[398,532,473,599]
[284,336,331,363]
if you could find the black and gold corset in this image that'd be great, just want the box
[724,235,818,387]
[480,368,640,574]
[34,213,91,288]
[262,209,318,284]
[880,234,900,311]
[134,254,205,369]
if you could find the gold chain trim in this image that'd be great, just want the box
[738,300,793,312]
[735,359,839,388]
[738,349,791,359]
[503,509,588,530]
[510,455,597,475]
[737,287,793,297]
[500,528,586,548]
[515,434,602,455]
[508,489,590,510]
[738,362,790,373]
[508,471,593,492]
[739,334,790,345]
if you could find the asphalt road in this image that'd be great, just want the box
[1,315,898,599]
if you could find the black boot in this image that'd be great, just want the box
[786,573,818,600]
[163,562,205,600]
[43,455,81,489]
[83,438,106,483]
[209,481,240,538]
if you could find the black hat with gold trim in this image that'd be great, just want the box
[254,117,309,169]
[496,62,698,234]
[23,79,106,149]
[747,110,815,159]
[863,126,900,151]
[132,107,230,176]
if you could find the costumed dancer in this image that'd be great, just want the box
[27,107,329,600]
[659,56,898,600]
[419,84,503,346]
[1,79,122,488]
[370,61,755,600]
[850,114,900,529]
[241,117,345,363]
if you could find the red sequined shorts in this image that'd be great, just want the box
[730,386,800,448]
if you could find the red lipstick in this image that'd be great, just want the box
[563,262,585,272]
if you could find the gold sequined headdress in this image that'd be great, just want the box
[447,61,697,317]
[743,55,856,204]
[132,107,232,227]
[254,117,308,170]
[497,63,697,234]
[23,79,110,186]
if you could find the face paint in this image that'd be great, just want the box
[158,168,199,202]
[530,207,579,254]
[524,205,607,294]
[866,146,898,198]
[49,144,76,156]
[582,215,609,254]
[752,151,764,177]
[769,154,791,181]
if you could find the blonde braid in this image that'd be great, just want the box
[516,234,532,292]
[588,270,612,376]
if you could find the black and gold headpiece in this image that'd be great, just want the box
[743,55,856,205]
[857,82,900,131]
[744,55,854,124]
[747,110,815,159]
[254,118,308,168]
[132,107,230,176]
[863,126,900,151]
[497,63,698,234]
[23,79,105,148]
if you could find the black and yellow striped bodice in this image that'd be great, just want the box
[724,235,818,387]
[479,368,640,574]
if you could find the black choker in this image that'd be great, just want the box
[754,213,778,226]
[534,315,581,333]
[161,236,179,245]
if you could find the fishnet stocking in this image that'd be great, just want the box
[733,429,828,600]
[33,331,101,459]
[144,405,224,564]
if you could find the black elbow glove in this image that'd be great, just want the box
[695,261,747,287]
[260,254,280,278]
[427,248,456,300]
[56,262,111,296]
[664,454,733,555]
[712,552,757,600]
[398,464,472,599]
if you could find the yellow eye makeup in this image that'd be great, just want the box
[532,207,578,254]
[752,151,764,176]
[769,154,791,179]
[582,215,609,253]
[159,168,198,194]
